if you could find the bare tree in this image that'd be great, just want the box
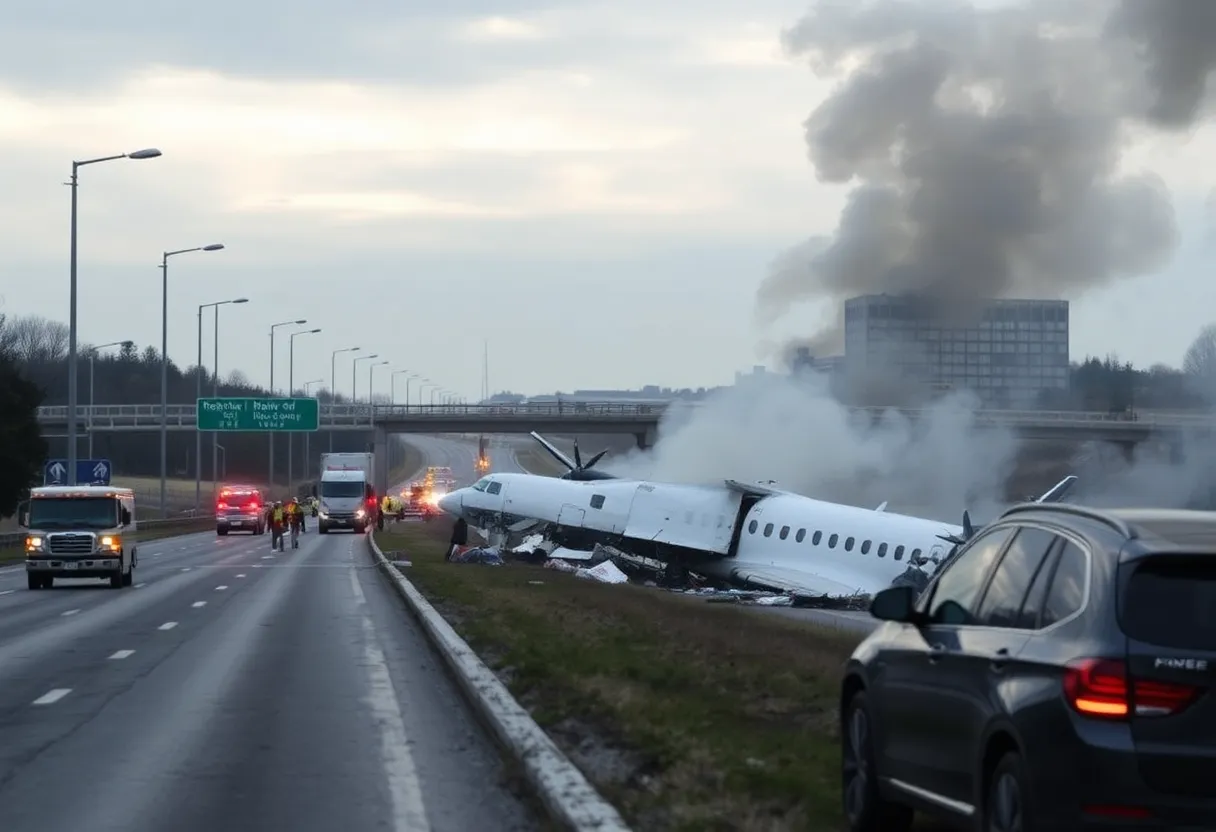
[2,315,69,364]
[227,369,251,387]
[1183,324,1216,404]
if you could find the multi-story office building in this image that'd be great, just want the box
[843,294,1069,406]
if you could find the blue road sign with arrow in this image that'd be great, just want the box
[43,459,113,486]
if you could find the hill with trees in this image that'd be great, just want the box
[0,313,411,490]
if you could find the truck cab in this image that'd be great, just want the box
[19,486,138,590]
[317,470,374,534]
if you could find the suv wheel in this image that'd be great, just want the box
[842,691,913,832]
[985,751,1029,832]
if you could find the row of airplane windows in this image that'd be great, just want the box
[746,518,924,562]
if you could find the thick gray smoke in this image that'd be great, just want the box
[606,373,1018,523]
[754,0,1216,350]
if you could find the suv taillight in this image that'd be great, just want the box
[217,502,228,511]
[1063,658,1200,720]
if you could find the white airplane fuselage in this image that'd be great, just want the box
[439,473,963,598]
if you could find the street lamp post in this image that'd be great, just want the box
[215,443,226,481]
[369,360,389,403]
[391,370,411,404]
[329,347,360,452]
[352,354,379,402]
[159,243,224,519]
[195,297,248,512]
[268,318,307,490]
[87,340,132,459]
[430,387,439,406]
[287,328,322,490]
[303,379,324,478]
[66,147,161,482]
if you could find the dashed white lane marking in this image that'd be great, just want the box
[135,582,147,588]
[0,590,14,596]
[192,601,207,608]
[348,567,430,831]
[153,554,161,558]
[181,568,192,572]
[109,650,135,660]
[260,555,274,560]
[61,609,80,617]
[215,585,228,591]
[158,622,178,631]
[33,688,71,705]
[236,574,246,578]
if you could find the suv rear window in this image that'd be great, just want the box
[1121,557,1216,651]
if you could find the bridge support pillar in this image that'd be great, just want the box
[1116,441,1136,464]
[1168,439,1186,465]
[373,426,389,499]
[635,426,658,450]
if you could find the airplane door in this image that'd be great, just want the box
[557,504,585,528]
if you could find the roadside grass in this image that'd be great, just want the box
[0,515,215,565]
[375,519,865,832]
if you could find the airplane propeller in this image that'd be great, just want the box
[530,431,616,481]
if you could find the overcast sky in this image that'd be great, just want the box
[3,0,1216,401]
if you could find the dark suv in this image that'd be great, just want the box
[840,503,1216,832]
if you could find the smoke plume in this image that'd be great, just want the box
[755,0,1216,349]
[606,373,1018,523]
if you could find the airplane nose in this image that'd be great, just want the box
[437,490,462,515]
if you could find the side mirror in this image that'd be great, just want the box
[870,586,921,623]
[17,501,29,527]
[121,507,132,526]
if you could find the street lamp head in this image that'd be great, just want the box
[127,148,162,160]
[202,243,224,251]
[232,298,249,304]
[295,319,307,324]
[308,328,321,334]
[367,354,378,359]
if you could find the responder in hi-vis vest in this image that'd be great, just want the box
[269,502,286,551]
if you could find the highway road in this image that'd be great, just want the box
[0,525,538,831]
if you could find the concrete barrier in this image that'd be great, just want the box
[367,530,631,832]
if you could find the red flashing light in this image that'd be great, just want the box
[217,502,228,511]
[246,501,260,510]
[1063,658,1200,720]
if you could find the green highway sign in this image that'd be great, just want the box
[196,397,319,432]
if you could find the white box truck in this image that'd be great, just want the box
[316,452,378,534]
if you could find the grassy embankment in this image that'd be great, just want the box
[375,518,869,832]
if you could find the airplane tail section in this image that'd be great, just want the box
[1035,475,1077,503]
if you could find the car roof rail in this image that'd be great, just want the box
[998,502,1136,539]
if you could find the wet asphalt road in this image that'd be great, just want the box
[0,517,538,831]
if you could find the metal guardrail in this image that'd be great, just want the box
[0,514,215,549]
[32,402,1216,430]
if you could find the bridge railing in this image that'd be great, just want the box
[31,402,1216,428]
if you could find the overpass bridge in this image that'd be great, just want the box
[34,402,1216,446]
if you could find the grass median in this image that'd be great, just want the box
[374,519,866,832]
[0,516,216,565]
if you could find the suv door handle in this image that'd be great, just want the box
[990,647,1010,672]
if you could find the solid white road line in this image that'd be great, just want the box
[61,609,80,617]
[109,650,135,660]
[158,622,178,631]
[32,688,72,705]
[348,567,431,831]
[192,601,207,608]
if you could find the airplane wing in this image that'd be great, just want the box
[723,564,867,599]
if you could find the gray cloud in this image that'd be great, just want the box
[0,0,729,92]
[758,0,1216,353]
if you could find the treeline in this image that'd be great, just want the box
[0,313,407,487]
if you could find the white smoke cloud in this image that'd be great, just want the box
[605,372,1018,523]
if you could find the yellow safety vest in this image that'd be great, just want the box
[273,508,284,523]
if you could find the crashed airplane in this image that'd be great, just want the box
[436,435,1077,601]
